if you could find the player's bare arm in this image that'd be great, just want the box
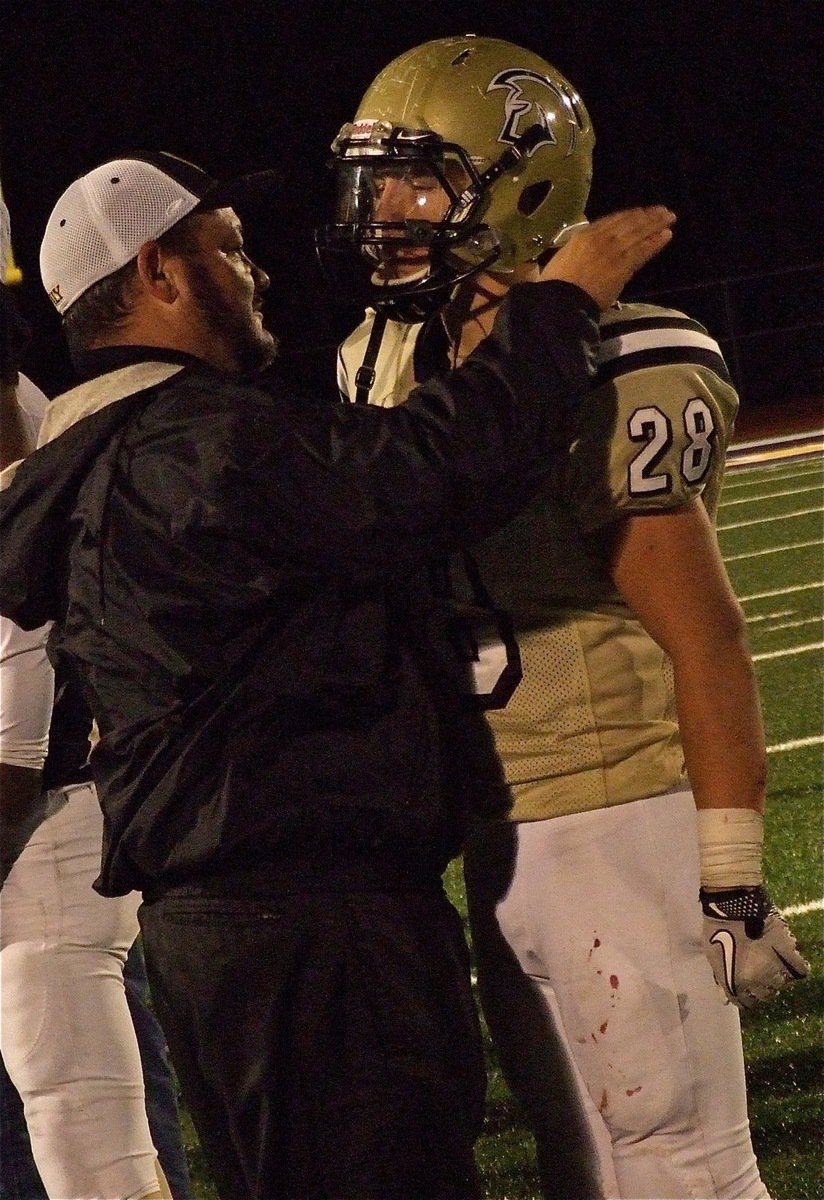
[609,498,764,813]
[609,498,810,1007]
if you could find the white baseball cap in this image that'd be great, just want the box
[40,151,279,315]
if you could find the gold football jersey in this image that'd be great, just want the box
[338,301,739,820]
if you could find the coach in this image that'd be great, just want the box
[0,150,672,1199]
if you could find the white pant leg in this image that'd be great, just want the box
[0,783,161,1200]
[466,792,769,1200]
[465,823,619,1200]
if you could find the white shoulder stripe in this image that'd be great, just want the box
[599,327,722,364]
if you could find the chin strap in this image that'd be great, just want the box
[466,122,549,201]
[353,309,389,404]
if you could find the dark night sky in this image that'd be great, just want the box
[2,0,822,399]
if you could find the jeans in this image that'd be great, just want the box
[124,941,193,1200]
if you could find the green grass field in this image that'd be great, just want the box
[183,450,824,1199]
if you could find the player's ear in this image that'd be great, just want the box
[135,241,178,303]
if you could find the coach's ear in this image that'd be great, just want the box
[135,241,178,304]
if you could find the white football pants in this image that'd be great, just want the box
[0,782,163,1200]
[464,790,770,1200]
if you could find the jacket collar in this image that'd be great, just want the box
[37,359,188,449]
[71,344,204,381]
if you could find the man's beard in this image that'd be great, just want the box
[186,261,278,374]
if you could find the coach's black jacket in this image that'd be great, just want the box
[0,281,598,897]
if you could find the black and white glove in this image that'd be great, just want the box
[700,884,810,1009]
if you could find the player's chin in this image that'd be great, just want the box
[375,252,431,281]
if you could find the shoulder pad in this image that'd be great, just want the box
[598,303,731,386]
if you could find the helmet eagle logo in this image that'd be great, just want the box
[487,68,581,158]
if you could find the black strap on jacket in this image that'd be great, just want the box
[41,667,94,791]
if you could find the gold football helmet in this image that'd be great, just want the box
[316,35,594,320]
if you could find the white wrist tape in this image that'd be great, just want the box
[697,807,764,889]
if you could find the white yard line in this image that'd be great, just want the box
[763,618,824,633]
[752,642,823,662]
[766,734,824,753]
[781,899,823,917]
[717,506,824,532]
[722,463,823,491]
[739,582,822,602]
[746,610,795,623]
[721,485,824,508]
[723,540,822,562]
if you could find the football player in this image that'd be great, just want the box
[0,184,175,1200]
[318,35,810,1200]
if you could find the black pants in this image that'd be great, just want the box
[139,885,486,1200]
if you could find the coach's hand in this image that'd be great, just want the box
[540,206,675,311]
[700,884,810,1009]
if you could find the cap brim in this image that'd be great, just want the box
[202,170,283,209]
[122,151,283,211]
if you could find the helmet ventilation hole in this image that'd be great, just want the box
[518,180,553,216]
[450,49,473,67]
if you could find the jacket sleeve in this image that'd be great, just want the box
[228,279,600,581]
